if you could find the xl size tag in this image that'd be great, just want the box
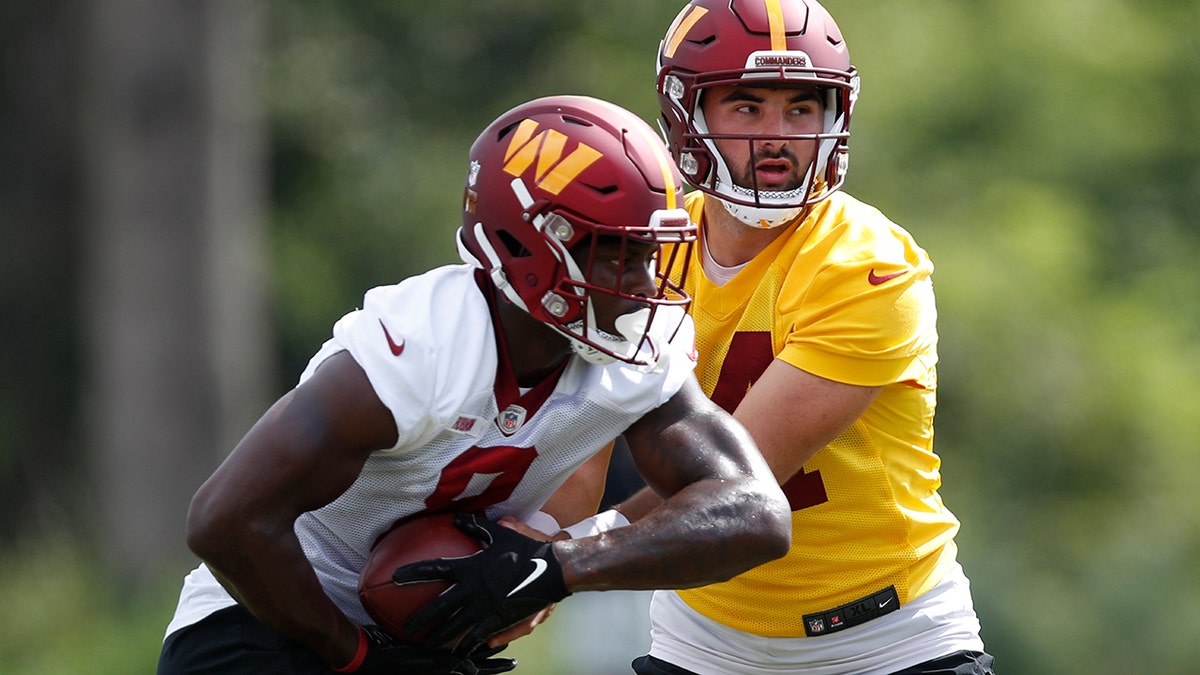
[803,586,900,637]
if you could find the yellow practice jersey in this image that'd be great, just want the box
[672,191,962,638]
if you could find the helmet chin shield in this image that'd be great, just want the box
[565,306,677,366]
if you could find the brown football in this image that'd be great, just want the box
[358,512,482,643]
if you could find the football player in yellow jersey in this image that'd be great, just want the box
[551,1,996,673]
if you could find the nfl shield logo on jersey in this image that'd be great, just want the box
[497,405,527,436]
[808,617,826,634]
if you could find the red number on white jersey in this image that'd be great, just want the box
[425,444,537,514]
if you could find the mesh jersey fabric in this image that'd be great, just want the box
[670,191,961,637]
[164,264,697,636]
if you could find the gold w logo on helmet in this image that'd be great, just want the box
[502,119,602,195]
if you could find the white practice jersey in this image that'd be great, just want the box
[165,264,697,637]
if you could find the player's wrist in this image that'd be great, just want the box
[562,508,630,539]
[331,625,369,672]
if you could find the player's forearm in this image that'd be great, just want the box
[189,523,360,667]
[553,478,790,592]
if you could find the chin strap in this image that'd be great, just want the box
[718,196,804,230]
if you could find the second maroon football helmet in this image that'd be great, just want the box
[656,0,860,228]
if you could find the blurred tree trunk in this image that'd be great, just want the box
[81,0,272,584]
[0,1,86,542]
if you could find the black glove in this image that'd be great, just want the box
[391,513,572,655]
[334,624,516,675]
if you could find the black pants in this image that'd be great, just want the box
[632,650,996,674]
[157,605,334,674]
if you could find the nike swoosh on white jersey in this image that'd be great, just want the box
[507,558,548,597]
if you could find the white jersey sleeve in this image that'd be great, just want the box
[299,265,497,451]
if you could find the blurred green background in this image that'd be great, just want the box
[2,1,1198,673]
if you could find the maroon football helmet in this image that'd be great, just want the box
[457,95,696,366]
[656,0,860,228]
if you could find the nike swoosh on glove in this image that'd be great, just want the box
[390,513,571,655]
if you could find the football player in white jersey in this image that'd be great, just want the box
[155,95,790,675]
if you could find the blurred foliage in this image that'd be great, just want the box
[3,0,1199,673]
[0,535,173,674]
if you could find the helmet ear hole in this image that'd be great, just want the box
[496,230,530,258]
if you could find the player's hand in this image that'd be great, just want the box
[487,518,561,648]
[335,625,516,675]
[485,603,556,649]
[391,513,572,655]
[484,514,559,648]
